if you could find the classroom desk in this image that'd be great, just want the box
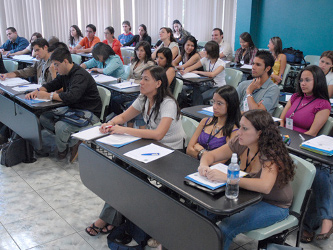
[229,63,252,75]
[79,139,262,250]
[176,72,214,85]
[181,105,333,171]
[0,82,62,151]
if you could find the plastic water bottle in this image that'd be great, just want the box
[226,153,240,199]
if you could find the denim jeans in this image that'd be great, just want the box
[200,201,289,250]
[99,203,124,226]
[40,110,100,152]
[303,167,333,232]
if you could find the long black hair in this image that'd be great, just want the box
[139,24,148,38]
[132,41,153,64]
[296,65,329,101]
[181,35,197,60]
[141,66,180,121]
[92,42,115,61]
[156,47,173,69]
[205,85,241,138]
[69,25,83,46]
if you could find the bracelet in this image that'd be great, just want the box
[197,149,206,160]
[50,92,54,100]
[246,93,253,98]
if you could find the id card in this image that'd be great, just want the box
[243,99,249,112]
[286,118,293,130]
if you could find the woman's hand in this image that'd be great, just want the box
[100,121,115,133]
[198,165,210,177]
[109,125,128,135]
[206,169,227,182]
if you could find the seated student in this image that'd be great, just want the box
[173,35,201,69]
[237,50,279,115]
[172,19,191,48]
[181,40,226,105]
[209,28,233,61]
[0,38,56,84]
[0,27,29,56]
[186,85,240,160]
[48,36,60,47]
[118,21,134,45]
[85,66,185,236]
[198,109,295,250]
[70,24,100,54]
[279,65,332,243]
[102,26,124,64]
[156,47,176,91]
[319,50,333,97]
[80,42,126,79]
[68,25,83,48]
[122,24,152,47]
[234,32,258,65]
[152,27,180,60]
[11,32,43,57]
[25,48,102,162]
[268,37,287,84]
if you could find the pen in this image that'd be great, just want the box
[299,134,305,141]
[105,125,113,129]
[141,153,160,156]
[18,85,29,87]
[94,75,99,78]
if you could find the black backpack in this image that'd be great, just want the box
[282,47,305,64]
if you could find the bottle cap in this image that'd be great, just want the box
[231,153,238,163]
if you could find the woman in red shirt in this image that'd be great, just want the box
[103,26,124,64]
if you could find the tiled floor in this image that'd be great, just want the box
[0,133,331,249]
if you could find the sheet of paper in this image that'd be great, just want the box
[330,98,333,106]
[185,163,248,190]
[240,64,252,69]
[93,74,117,83]
[12,55,38,61]
[97,134,141,147]
[12,84,42,92]
[273,117,282,122]
[181,72,201,79]
[0,77,30,86]
[112,81,140,89]
[285,94,292,101]
[123,143,174,163]
[301,135,333,152]
[202,106,213,112]
[72,126,106,141]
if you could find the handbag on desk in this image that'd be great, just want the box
[282,47,305,64]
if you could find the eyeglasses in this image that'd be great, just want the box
[211,100,226,106]
[86,30,93,33]
[299,78,313,83]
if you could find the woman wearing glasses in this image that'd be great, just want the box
[280,65,332,243]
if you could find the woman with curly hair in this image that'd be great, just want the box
[198,109,296,250]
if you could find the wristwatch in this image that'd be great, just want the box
[197,149,206,160]
[246,93,253,98]
[50,92,54,100]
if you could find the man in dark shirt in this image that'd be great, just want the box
[26,48,102,162]
[0,27,29,56]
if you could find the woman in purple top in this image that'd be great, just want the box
[280,65,332,243]
[186,85,241,160]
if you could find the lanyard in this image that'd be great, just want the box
[206,123,224,150]
[146,101,155,128]
[289,96,317,118]
[209,60,217,72]
[244,148,259,172]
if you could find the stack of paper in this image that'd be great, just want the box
[12,84,41,92]
[97,134,140,148]
[12,55,38,61]
[300,135,333,156]
[72,126,107,141]
[181,72,201,79]
[0,78,29,87]
[112,81,140,89]
[197,106,213,116]
[185,163,248,190]
[124,143,174,163]
[93,74,117,84]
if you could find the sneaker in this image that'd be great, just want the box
[57,148,68,160]
[70,141,82,163]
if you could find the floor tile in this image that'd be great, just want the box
[5,210,75,249]
[0,191,52,224]
[0,224,20,250]
[0,165,18,180]
[36,179,98,209]
[78,230,110,250]
[12,156,59,176]
[19,164,77,190]
[234,233,253,246]
[59,160,80,177]
[0,174,34,200]
[29,233,93,250]
[56,197,105,232]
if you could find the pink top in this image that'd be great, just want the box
[285,93,331,133]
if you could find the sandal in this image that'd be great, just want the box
[316,225,333,240]
[300,231,315,243]
[101,224,114,234]
[85,223,102,236]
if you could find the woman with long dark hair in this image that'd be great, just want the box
[268,37,287,84]
[68,25,83,48]
[199,109,296,250]
[122,24,152,47]
[319,50,333,97]
[173,35,200,69]
[234,32,258,65]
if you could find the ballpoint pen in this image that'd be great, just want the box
[299,134,305,141]
[141,153,160,156]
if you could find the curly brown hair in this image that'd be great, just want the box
[243,110,295,187]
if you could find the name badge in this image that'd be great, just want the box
[243,99,249,112]
[286,118,293,130]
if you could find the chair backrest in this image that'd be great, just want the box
[197,41,207,49]
[304,55,320,66]
[173,78,183,100]
[123,65,131,80]
[121,48,134,65]
[3,60,18,72]
[272,104,284,118]
[318,116,333,136]
[280,63,291,88]
[289,154,316,214]
[181,115,199,147]
[225,68,243,88]
[71,54,82,65]
[97,86,111,122]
